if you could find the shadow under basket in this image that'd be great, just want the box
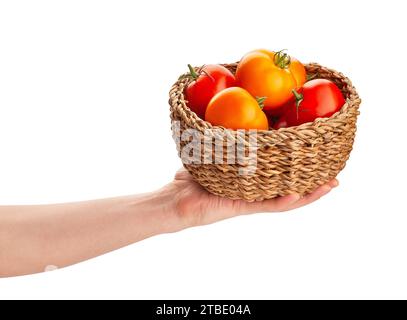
[169,63,361,201]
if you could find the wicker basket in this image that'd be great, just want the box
[169,63,361,201]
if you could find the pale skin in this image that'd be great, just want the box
[0,169,338,278]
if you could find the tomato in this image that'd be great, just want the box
[273,117,289,129]
[235,49,306,111]
[273,79,345,129]
[205,87,269,130]
[184,64,236,119]
[263,104,287,119]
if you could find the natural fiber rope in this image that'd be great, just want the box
[169,63,361,201]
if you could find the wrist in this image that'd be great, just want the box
[126,188,186,237]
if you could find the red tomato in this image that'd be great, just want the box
[184,64,236,119]
[273,79,345,129]
[263,104,288,119]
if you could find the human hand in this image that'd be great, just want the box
[0,168,337,277]
[165,168,338,229]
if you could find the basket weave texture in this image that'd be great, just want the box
[169,63,361,201]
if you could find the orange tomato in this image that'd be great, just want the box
[205,87,269,130]
[235,49,306,111]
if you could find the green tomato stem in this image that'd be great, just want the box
[292,89,304,120]
[255,96,267,110]
[187,64,199,80]
[274,49,291,69]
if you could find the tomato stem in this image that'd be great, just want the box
[255,96,267,110]
[292,89,304,120]
[187,64,199,80]
[274,49,291,69]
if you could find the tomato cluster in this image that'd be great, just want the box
[184,49,345,130]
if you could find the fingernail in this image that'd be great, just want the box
[324,186,332,193]
[331,180,339,188]
[288,194,301,203]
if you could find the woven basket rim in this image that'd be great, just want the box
[169,62,361,136]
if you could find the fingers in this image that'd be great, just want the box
[240,193,300,214]
[285,180,337,211]
[328,179,339,188]
[238,179,338,214]
[262,193,301,212]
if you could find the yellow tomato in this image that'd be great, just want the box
[236,49,306,110]
[205,87,269,130]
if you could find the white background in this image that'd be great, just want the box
[0,0,406,299]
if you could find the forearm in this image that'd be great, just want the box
[0,189,182,277]
[0,169,335,278]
